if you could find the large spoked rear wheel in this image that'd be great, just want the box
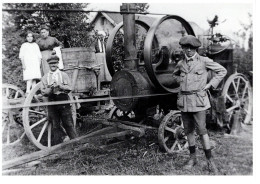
[222,73,253,127]
[158,110,188,154]
[2,83,25,145]
[22,82,76,150]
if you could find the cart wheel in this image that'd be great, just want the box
[22,82,76,150]
[2,83,25,145]
[2,83,25,100]
[2,111,25,146]
[158,110,188,154]
[222,73,253,126]
[108,106,135,121]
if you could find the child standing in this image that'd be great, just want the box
[19,32,42,95]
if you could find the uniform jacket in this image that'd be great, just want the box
[41,70,72,97]
[173,53,227,112]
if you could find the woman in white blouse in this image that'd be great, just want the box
[19,32,42,95]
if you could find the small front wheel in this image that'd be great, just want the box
[158,110,188,154]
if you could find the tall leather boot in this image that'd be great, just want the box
[183,146,197,170]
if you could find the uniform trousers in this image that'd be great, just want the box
[181,110,208,135]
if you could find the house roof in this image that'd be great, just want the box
[104,12,123,24]
[90,12,157,27]
[90,12,205,36]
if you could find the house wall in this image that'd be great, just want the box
[93,16,115,35]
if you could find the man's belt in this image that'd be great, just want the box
[180,90,200,95]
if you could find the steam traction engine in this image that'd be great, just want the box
[106,4,252,153]
[106,4,196,153]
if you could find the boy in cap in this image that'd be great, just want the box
[173,35,227,174]
[41,52,77,144]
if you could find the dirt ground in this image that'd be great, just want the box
[2,121,253,175]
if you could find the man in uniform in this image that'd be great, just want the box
[173,35,227,174]
[41,52,77,144]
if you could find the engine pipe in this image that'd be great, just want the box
[120,3,138,70]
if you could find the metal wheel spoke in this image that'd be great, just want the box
[113,112,120,119]
[226,93,234,103]
[241,108,249,115]
[236,77,241,92]
[30,117,47,129]
[33,95,41,103]
[183,141,189,149]
[48,122,52,147]
[14,91,19,99]
[164,136,169,142]
[165,126,176,134]
[2,121,7,134]
[241,83,249,100]
[129,112,135,118]
[37,121,48,142]
[29,109,46,116]
[226,105,239,113]
[170,140,178,151]
[177,143,182,150]
[6,125,10,144]
[232,80,238,93]
[6,88,9,98]
[241,97,249,103]
[19,132,26,140]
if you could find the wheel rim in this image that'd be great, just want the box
[158,110,188,154]
[2,83,25,145]
[221,73,253,125]
[106,20,159,76]
[22,82,76,150]
[144,15,195,93]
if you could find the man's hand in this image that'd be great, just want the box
[47,84,53,89]
[53,82,60,89]
[52,82,60,93]
[203,83,211,91]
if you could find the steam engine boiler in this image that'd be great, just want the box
[106,4,196,122]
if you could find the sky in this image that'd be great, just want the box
[86,0,253,45]
[2,0,253,39]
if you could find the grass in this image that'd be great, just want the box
[2,120,253,175]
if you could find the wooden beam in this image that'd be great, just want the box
[2,127,132,170]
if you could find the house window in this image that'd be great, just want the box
[101,17,105,25]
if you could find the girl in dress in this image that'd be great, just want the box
[19,32,42,95]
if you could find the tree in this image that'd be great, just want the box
[134,3,150,13]
[2,3,94,89]
[233,13,253,74]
